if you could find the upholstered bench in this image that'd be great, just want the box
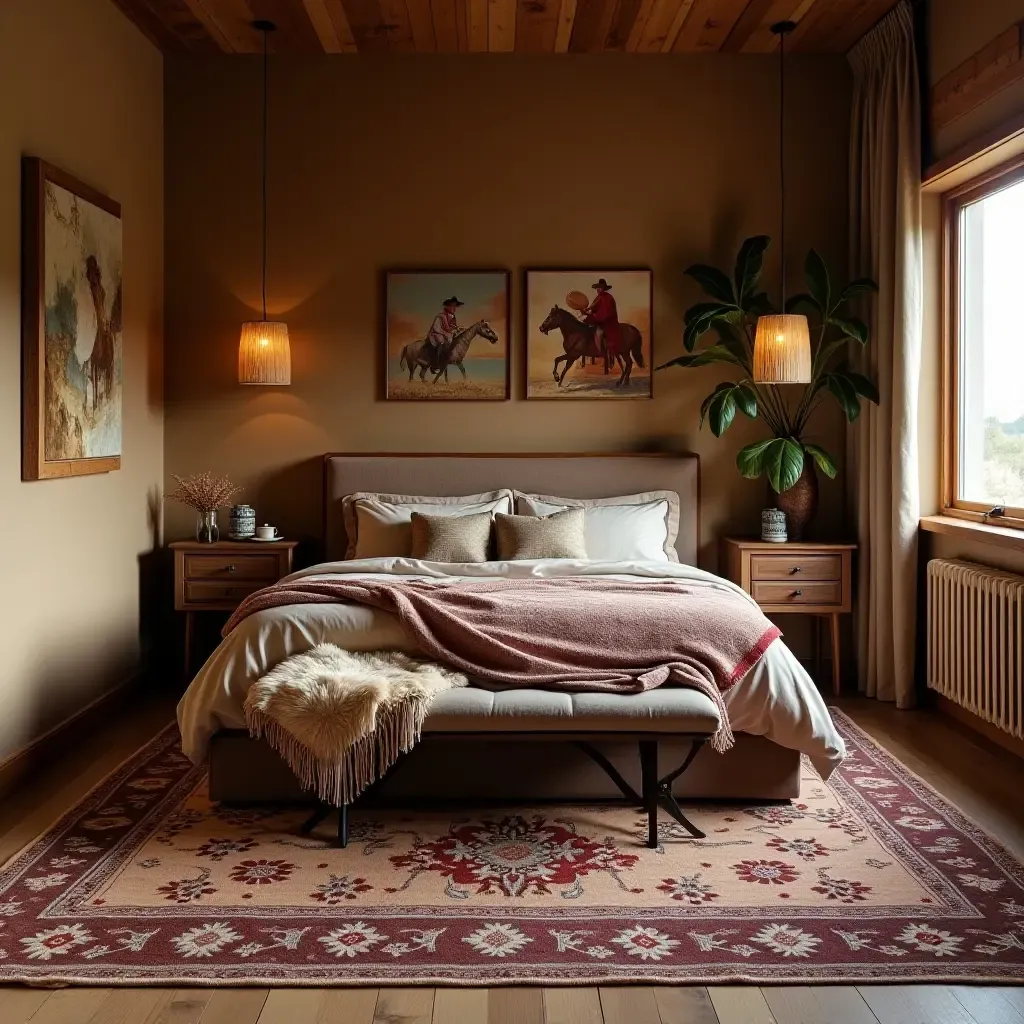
[208,685,755,851]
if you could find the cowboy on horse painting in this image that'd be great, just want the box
[583,278,622,365]
[425,296,463,371]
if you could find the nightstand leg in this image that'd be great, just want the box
[829,613,841,696]
[812,615,821,684]
[184,612,194,681]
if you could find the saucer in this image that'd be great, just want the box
[250,535,283,542]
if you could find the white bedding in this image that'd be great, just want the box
[177,557,846,779]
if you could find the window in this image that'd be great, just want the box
[943,157,1024,529]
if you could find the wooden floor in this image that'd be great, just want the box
[3,694,1024,1024]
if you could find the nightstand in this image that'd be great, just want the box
[722,538,856,695]
[171,540,298,677]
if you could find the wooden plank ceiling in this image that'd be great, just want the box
[110,0,899,54]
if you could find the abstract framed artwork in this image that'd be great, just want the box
[525,269,653,400]
[385,271,510,401]
[22,158,123,480]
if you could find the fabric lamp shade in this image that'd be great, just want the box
[753,314,812,383]
[238,321,291,385]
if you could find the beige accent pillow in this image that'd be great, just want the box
[514,490,680,562]
[342,490,513,559]
[410,511,493,563]
[494,508,587,561]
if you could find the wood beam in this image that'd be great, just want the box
[725,0,819,54]
[568,0,617,51]
[246,0,325,51]
[516,0,561,52]
[302,0,359,50]
[672,0,749,52]
[183,0,265,51]
[376,0,416,49]
[406,0,437,48]
[604,0,644,51]
[553,0,578,51]
[629,0,692,52]
[340,0,395,50]
[488,0,516,50]
[933,21,1024,129]
[431,0,461,51]
[466,0,488,49]
[143,0,224,50]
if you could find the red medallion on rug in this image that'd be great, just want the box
[1,710,1023,984]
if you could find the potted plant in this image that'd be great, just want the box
[167,472,242,543]
[658,236,879,539]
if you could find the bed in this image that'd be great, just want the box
[178,453,845,839]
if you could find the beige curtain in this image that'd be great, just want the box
[848,1,923,707]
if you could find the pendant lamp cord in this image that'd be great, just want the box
[261,27,268,323]
[779,26,786,306]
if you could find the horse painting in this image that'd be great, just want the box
[539,306,645,388]
[399,320,499,383]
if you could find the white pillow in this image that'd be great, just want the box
[343,490,512,559]
[515,491,679,562]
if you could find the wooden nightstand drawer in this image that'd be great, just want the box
[751,580,843,607]
[750,553,842,581]
[183,581,265,607]
[183,552,280,581]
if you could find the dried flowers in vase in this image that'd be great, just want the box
[167,472,242,543]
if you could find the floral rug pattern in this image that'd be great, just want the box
[1,710,1024,984]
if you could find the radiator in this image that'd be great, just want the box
[927,558,1024,739]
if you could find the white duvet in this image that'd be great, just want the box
[177,557,846,779]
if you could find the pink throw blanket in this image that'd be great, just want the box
[224,577,781,752]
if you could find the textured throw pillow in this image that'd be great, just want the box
[410,511,493,563]
[515,491,680,562]
[342,490,513,559]
[494,508,587,561]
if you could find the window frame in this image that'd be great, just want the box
[941,152,1024,531]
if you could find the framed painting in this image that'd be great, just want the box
[525,269,653,400]
[385,270,510,401]
[22,158,122,480]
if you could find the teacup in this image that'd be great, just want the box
[256,524,280,541]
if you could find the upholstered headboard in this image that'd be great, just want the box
[323,453,700,564]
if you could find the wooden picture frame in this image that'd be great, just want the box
[22,158,123,480]
[384,270,511,402]
[524,269,653,400]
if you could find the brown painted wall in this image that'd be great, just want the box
[0,0,163,763]
[165,55,852,575]
[929,0,1024,160]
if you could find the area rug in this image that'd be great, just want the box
[1,710,1023,986]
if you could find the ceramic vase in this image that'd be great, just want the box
[774,461,818,541]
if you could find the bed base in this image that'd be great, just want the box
[300,734,708,850]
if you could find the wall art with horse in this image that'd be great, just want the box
[22,159,123,480]
[525,269,652,400]
[385,270,510,401]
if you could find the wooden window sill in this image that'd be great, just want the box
[920,515,1024,554]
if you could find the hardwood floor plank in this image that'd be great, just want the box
[763,986,873,1024]
[317,989,380,1024]
[488,988,544,1024]
[86,989,175,1024]
[599,987,661,1024]
[543,988,603,1024]
[857,987,980,1024]
[807,987,879,1024]
[23,988,112,1024]
[950,987,1024,1024]
[708,988,778,1024]
[144,989,213,1024]
[654,987,720,1024]
[2,987,54,1024]
[432,989,488,1023]
[256,990,324,1024]
[374,989,435,1024]
[198,990,270,1024]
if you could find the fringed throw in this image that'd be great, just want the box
[243,645,468,806]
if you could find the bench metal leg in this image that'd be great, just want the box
[300,803,349,848]
[638,738,707,848]
[575,741,643,805]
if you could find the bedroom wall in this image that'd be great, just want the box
[0,0,163,765]
[164,55,851,572]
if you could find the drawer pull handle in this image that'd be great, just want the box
[791,589,803,597]
[789,566,802,574]
[226,565,236,573]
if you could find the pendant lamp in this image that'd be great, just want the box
[753,21,811,385]
[238,20,291,385]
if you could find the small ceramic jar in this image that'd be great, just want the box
[228,504,256,540]
[761,508,788,543]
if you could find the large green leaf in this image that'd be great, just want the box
[683,302,734,351]
[685,264,736,304]
[734,235,771,305]
[699,382,734,428]
[736,438,776,479]
[710,319,751,367]
[708,390,737,437]
[746,292,775,317]
[786,292,820,315]
[840,278,879,304]
[656,345,743,371]
[826,373,862,422]
[803,442,838,479]
[843,370,880,404]
[830,316,868,345]
[765,438,806,494]
[805,249,831,314]
[734,382,758,418]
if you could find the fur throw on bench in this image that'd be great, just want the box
[243,645,468,806]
